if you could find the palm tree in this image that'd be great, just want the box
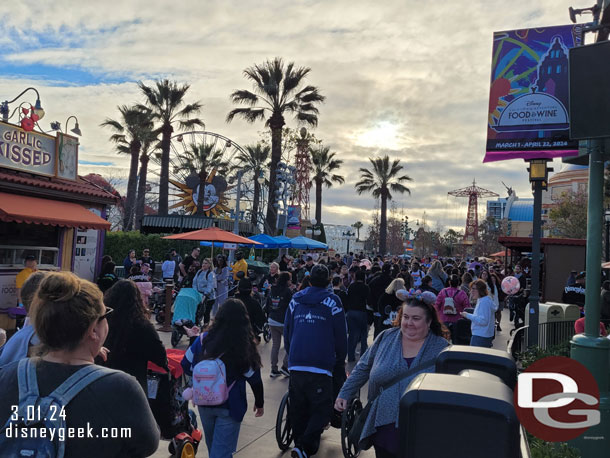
[172,143,229,215]
[310,145,344,224]
[138,79,205,215]
[101,105,154,231]
[134,132,157,230]
[355,156,413,254]
[236,144,270,227]
[352,221,363,240]
[227,57,325,233]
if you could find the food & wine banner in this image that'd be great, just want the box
[484,25,582,162]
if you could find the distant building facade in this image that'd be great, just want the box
[324,224,364,253]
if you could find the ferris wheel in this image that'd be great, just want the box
[167,130,256,218]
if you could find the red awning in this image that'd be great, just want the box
[0,192,110,230]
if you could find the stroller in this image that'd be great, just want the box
[147,349,202,458]
[171,288,204,348]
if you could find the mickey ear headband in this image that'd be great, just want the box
[406,288,423,301]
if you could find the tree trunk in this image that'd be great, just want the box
[123,141,141,231]
[158,123,173,216]
[266,118,284,234]
[251,178,260,227]
[379,192,388,254]
[196,167,207,215]
[315,178,322,224]
[135,154,149,230]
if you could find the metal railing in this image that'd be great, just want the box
[508,320,576,358]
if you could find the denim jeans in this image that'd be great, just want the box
[347,310,368,361]
[198,407,241,458]
[270,325,287,371]
[470,335,493,348]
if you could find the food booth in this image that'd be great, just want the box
[0,120,116,312]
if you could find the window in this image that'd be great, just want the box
[556,65,562,74]
[0,246,59,269]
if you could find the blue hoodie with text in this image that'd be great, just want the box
[284,286,347,375]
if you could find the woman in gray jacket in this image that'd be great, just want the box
[335,296,449,457]
[193,258,216,325]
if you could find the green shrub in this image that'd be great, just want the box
[104,231,215,265]
[518,340,571,370]
[528,434,580,458]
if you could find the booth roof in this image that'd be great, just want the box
[0,168,117,202]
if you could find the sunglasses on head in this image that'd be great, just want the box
[99,307,114,321]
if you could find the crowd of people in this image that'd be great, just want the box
[2,247,606,458]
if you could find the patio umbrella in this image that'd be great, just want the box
[163,227,262,255]
[288,235,328,250]
[163,227,262,245]
[249,233,291,248]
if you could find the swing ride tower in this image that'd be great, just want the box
[448,180,498,246]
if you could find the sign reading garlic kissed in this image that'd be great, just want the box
[0,121,56,176]
[485,25,582,163]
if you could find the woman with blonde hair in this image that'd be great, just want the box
[375,278,406,337]
[427,260,447,294]
[0,272,159,457]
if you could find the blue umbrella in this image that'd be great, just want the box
[288,235,328,250]
[249,234,291,248]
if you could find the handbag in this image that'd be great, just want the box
[347,354,436,449]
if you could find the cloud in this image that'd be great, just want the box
[0,0,575,234]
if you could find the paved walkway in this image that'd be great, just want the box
[150,309,514,457]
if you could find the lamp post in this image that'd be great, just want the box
[604,205,610,262]
[526,159,550,348]
[307,218,322,240]
[51,115,83,136]
[1,87,45,122]
[342,230,355,254]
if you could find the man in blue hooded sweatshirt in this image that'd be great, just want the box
[284,264,347,458]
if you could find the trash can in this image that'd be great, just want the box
[435,345,517,389]
[399,372,520,458]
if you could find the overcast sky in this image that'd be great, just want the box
[0,1,580,233]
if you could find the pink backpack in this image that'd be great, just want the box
[191,346,235,406]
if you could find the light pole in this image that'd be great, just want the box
[604,205,610,262]
[342,230,355,254]
[257,170,266,232]
[1,87,45,122]
[307,218,322,240]
[569,5,610,455]
[526,159,550,348]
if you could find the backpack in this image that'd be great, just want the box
[443,289,458,315]
[0,359,112,458]
[191,336,235,406]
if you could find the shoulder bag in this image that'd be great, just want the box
[347,342,436,449]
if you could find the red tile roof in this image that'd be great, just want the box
[0,168,117,201]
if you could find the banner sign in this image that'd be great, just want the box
[484,25,582,163]
[287,205,301,229]
[0,121,78,180]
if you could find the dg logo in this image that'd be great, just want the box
[514,356,600,442]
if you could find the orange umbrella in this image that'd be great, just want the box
[163,227,262,245]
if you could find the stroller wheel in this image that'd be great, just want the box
[168,439,176,455]
[263,323,271,343]
[341,398,362,458]
[171,329,181,348]
[176,439,196,458]
[156,310,166,324]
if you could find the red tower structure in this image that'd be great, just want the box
[448,180,498,245]
[293,127,311,221]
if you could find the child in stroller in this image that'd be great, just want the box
[147,349,202,458]
[171,288,206,348]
